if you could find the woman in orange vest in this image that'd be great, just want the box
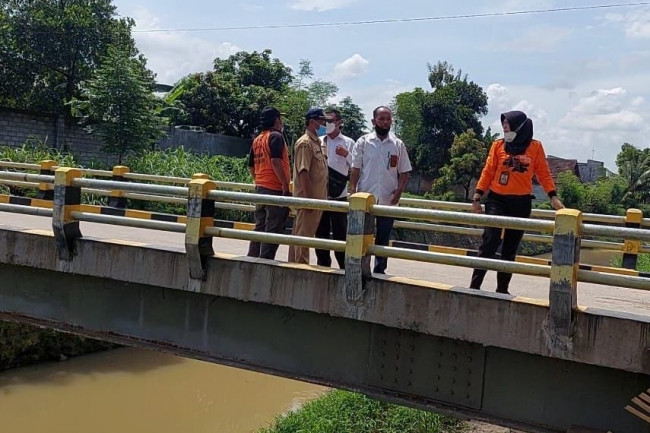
[470,111,564,294]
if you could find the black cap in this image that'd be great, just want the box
[260,106,284,126]
[305,107,334,121]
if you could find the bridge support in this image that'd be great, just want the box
[52,167,82,260]
[548,208,582,352]
[185,178,216,280]
[345,193,375,302]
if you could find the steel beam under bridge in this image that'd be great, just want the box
[0,227,649,432]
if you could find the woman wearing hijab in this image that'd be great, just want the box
[469,111,564,294]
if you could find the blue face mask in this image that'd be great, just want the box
[317,125,326,136]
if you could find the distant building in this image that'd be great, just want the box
[532,155,608,203]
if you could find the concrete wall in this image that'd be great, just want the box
[156,127,251,157]
[0,108,113,165]
[0,108,252,166]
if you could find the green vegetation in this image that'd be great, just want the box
[259,390,461,433]
[612,254,650,272]
[70,45,164,164]
[125,148,252,220]
[0,138,76,166]
[393,61,489,178]
[0,322,117,371]
[0,0,135,115]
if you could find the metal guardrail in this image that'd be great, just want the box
[1,160,646,226]
[0,167,648,292]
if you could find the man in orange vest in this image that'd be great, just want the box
[247,106,291,260]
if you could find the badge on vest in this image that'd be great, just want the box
[499,170,510,185]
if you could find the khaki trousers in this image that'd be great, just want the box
[288,209,323,264]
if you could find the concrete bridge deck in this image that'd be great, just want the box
[3,212,649,317]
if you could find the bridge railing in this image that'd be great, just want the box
[0,165,648,276]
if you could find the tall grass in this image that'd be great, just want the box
[124,148,252,220]
[0,144,254,219]
[0,137,77,166]
[258,390,462,433]
[125,147,251,183]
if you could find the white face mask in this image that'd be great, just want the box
[504,120,525,143]
[325,122,336,134]
[504,131,517,143]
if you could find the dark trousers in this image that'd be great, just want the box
[374,216,395,274]
[470,193,532,292]
[247,186,289,260]
[315,199,348,268]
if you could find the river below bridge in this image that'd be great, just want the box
[0,347,327,433]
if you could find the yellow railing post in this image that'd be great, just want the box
[52,167,82,260]
[623,208,643,270]
[548,208,582,347]
[345,192,375,302]
[36,160,56,200]
[108,165,130,208]
[185,178,216,280]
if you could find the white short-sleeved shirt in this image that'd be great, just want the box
[351,131,412,205]
[320,132,355,199]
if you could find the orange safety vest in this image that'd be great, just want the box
[251,130,290,191]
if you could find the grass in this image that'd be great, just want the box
[612,253,650,272]
[258,390,462,433]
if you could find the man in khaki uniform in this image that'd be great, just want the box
[288,107,332,264]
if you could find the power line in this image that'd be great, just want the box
[132,2,650,33]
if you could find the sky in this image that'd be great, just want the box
[111,0,650,172]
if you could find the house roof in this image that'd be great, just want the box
[546,155,579,178]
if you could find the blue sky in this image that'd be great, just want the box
[112,0,650,171]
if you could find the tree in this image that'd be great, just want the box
[275,59,340,145]
[616,143,650,206]
[70,46,164,164]
[555,171,628,215]
[332,96,367,141]
[172,50,293,137]
[0,0,135,115]
[430,130,488,201]
[393,61,488,177]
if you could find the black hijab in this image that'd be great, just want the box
[501,111,533,155]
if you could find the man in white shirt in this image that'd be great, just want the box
[315,108,355,269]
[349,106,412,274]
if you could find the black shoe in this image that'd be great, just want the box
[496,288,510,295]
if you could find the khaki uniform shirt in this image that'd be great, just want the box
[293,130,328,200]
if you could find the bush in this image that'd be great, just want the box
[259,390,461,433]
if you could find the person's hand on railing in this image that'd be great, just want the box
[390,189,402,206]
[551,196,564,211]
[471,200,483,214]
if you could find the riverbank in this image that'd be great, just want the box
[0,322,117,371]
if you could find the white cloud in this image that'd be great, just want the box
[560,88,645,133]
[288,0,356,12]
[332,54,369,81]
[486,83,511,112]
[130,8,241,85]
[484,83,650,171]
[606,10,650,39]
